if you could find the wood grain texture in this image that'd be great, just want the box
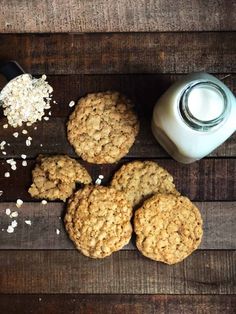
[0,33,235,74]
[0,159,235,202]
[1,0,235,33]
[0,294,235,314]
[0,250,235,294]
[0,202,235,250]
[1,74,235,158]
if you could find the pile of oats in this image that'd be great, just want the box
[0,74,53,127]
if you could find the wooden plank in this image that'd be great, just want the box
[0,159,235,202]
[0,74,235,159]
[0,0,235,33]
[0,202,235,250]
[0,294,235,314]
[0,250,235,294]
[0,33,235,74]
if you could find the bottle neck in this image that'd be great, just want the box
[179,81,230,131]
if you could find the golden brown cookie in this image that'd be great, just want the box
[67,91,139,164]
[134,194,203,264]
[111,161,179,207]
[64,185,133,258]
[28,155,92,201]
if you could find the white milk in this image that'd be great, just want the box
[152,73,236,163]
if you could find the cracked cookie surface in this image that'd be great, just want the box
[111,161,179,207]
[67,91,139,164]
[28,155,92,201]
[64,185,133,258]
[134,194,203,264]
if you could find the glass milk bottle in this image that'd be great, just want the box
[152,73,236,163]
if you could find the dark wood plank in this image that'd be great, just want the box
[0,250,235,294]
[0,294,235,314]
[1,0,235,33]
[0,159,235,202]
[1,74,235,159]
[0,33,235,74]
[0,202,235,250]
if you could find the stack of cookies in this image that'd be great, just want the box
[28,91,203,264]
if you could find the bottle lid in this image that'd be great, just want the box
[179,81,229,131]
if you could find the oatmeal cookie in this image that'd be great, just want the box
[28,155,92,201]
[111,161,179,207]
[67,91,139,164]
[64,185,133,258]
[134,194,203,264]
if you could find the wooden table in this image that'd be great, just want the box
[0,1,235,313]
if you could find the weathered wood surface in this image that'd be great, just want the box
[0,250,235,294]
[0,294,235,314]
[0,33,235,74]
[0,202,235,250]
[1,0,235,33]
[1,74,235,158]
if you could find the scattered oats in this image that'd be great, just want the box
[48,111,52,116]
[11,164,17,171]
[16,199,23,208]
[0,140,6,148]
[43,116,49,121]
[58,216,61,220]
[41,199,47,205]
[98,175,104,179]
[3,124,8,129]
[0,74,53,127]
[21,154,27,159]
[7,143,10,146]
[2,228,4,231]
[22,129,28,134]
[4,172,10,178]
[34,126,37,130]
[27,136,32,141]
[40,144,43,147]
[13,132,19,138]
[2,151,6,155]
[95,178,102,185]
[25,220,32,225]
[69,100,75,108]
[0,190,3,196]
[39,298,42,302]
[56,229,60,235]
[10,211,18,218]
[22,160,27,167]
[6,158,16,165]
[7,225,14,233]
[11,220,17,228]
[26,139,31,146]
[5,208,11,216]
